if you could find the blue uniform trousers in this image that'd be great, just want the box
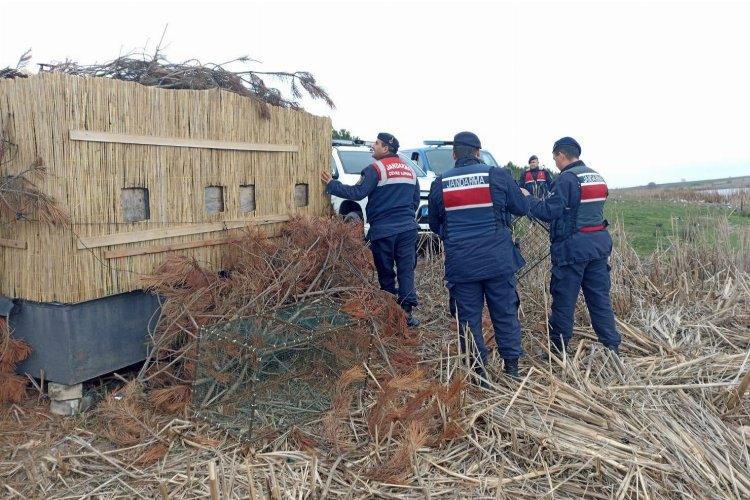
[449,275,523,363]
[549,257,621,350]
[370,229,418,309]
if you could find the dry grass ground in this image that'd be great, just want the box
[1,215,750,499]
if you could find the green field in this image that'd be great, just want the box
[605,194,747,256]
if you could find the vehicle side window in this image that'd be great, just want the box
[410,152,423,169]
[330,156,338,175]
[480,151,499,167]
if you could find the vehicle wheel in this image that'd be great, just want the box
[344,211,363,223]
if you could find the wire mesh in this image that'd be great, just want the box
[513,217,551,279]
[193,301,368,441]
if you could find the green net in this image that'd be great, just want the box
[192,301,369,440]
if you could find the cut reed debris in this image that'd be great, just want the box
[0,215,748,498]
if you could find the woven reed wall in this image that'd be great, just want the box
[0,73,332,303]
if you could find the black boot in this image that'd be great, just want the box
[406,312,420,328]
[504,358,519,379]
[540,343,566,362]
[605,344,620,357]
[402,305,420,328]
[474,365,490,389]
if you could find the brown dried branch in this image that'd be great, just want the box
[39,51,335,119]
[0,50,31,79]
[0,150,70,225]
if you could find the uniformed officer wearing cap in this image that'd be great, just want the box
[428,131,530,381]
[522,137,621,358]
[321,132,421,327]
[517,155,553,198]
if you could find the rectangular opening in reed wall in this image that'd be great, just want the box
[120,188,150,222]
[240,184,256,213]
[204,186,225,213]
[294,184,309,207]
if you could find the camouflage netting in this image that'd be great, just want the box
[192,303,363,440]
[139,217,430,440]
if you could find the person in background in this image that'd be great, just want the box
[518,155,553,198]
[428,131,529,381]
[522,137,621,359]
[321,132,421,327]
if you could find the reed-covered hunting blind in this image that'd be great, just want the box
[0,72,332,384]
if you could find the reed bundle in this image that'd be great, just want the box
[0,72,331,302]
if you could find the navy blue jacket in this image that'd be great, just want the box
[528,160,612,266]
[326,153,420,241]
[428,158,529,283]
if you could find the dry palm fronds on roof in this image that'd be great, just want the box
[1,215,750,497]
[0,50,30,80]
[38,51,335,119]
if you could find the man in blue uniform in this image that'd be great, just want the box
[518,155,553,198]
[428,131,529,380]
[321,132,421,327]
[522,137,621,357]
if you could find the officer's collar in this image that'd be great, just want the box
[375,153,400,161]
[455,157,483,167]
[561,159,585,172]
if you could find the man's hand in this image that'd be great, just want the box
[520,188,530,197]
[320,170,333,185]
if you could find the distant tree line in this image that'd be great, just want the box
[332,128,360,141]
[504,161,524,180]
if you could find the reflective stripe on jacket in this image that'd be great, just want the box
[442,163,496,241]
[428,158,529,283]
[325,154,419,241]
[549,164,608,241]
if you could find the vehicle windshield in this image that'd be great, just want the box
[424,148,500,174]
[480,151,500,167]
[338,150,427,176]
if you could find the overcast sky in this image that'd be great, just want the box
[2,0,749,188]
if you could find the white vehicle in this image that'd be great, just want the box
[402,140,502,176]
[330,140,433,236]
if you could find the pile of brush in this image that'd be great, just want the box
[137,216,418,413]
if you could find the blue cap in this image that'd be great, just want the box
[377,132,399,151]
[453,131,481,149]
[553,136,581,156]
